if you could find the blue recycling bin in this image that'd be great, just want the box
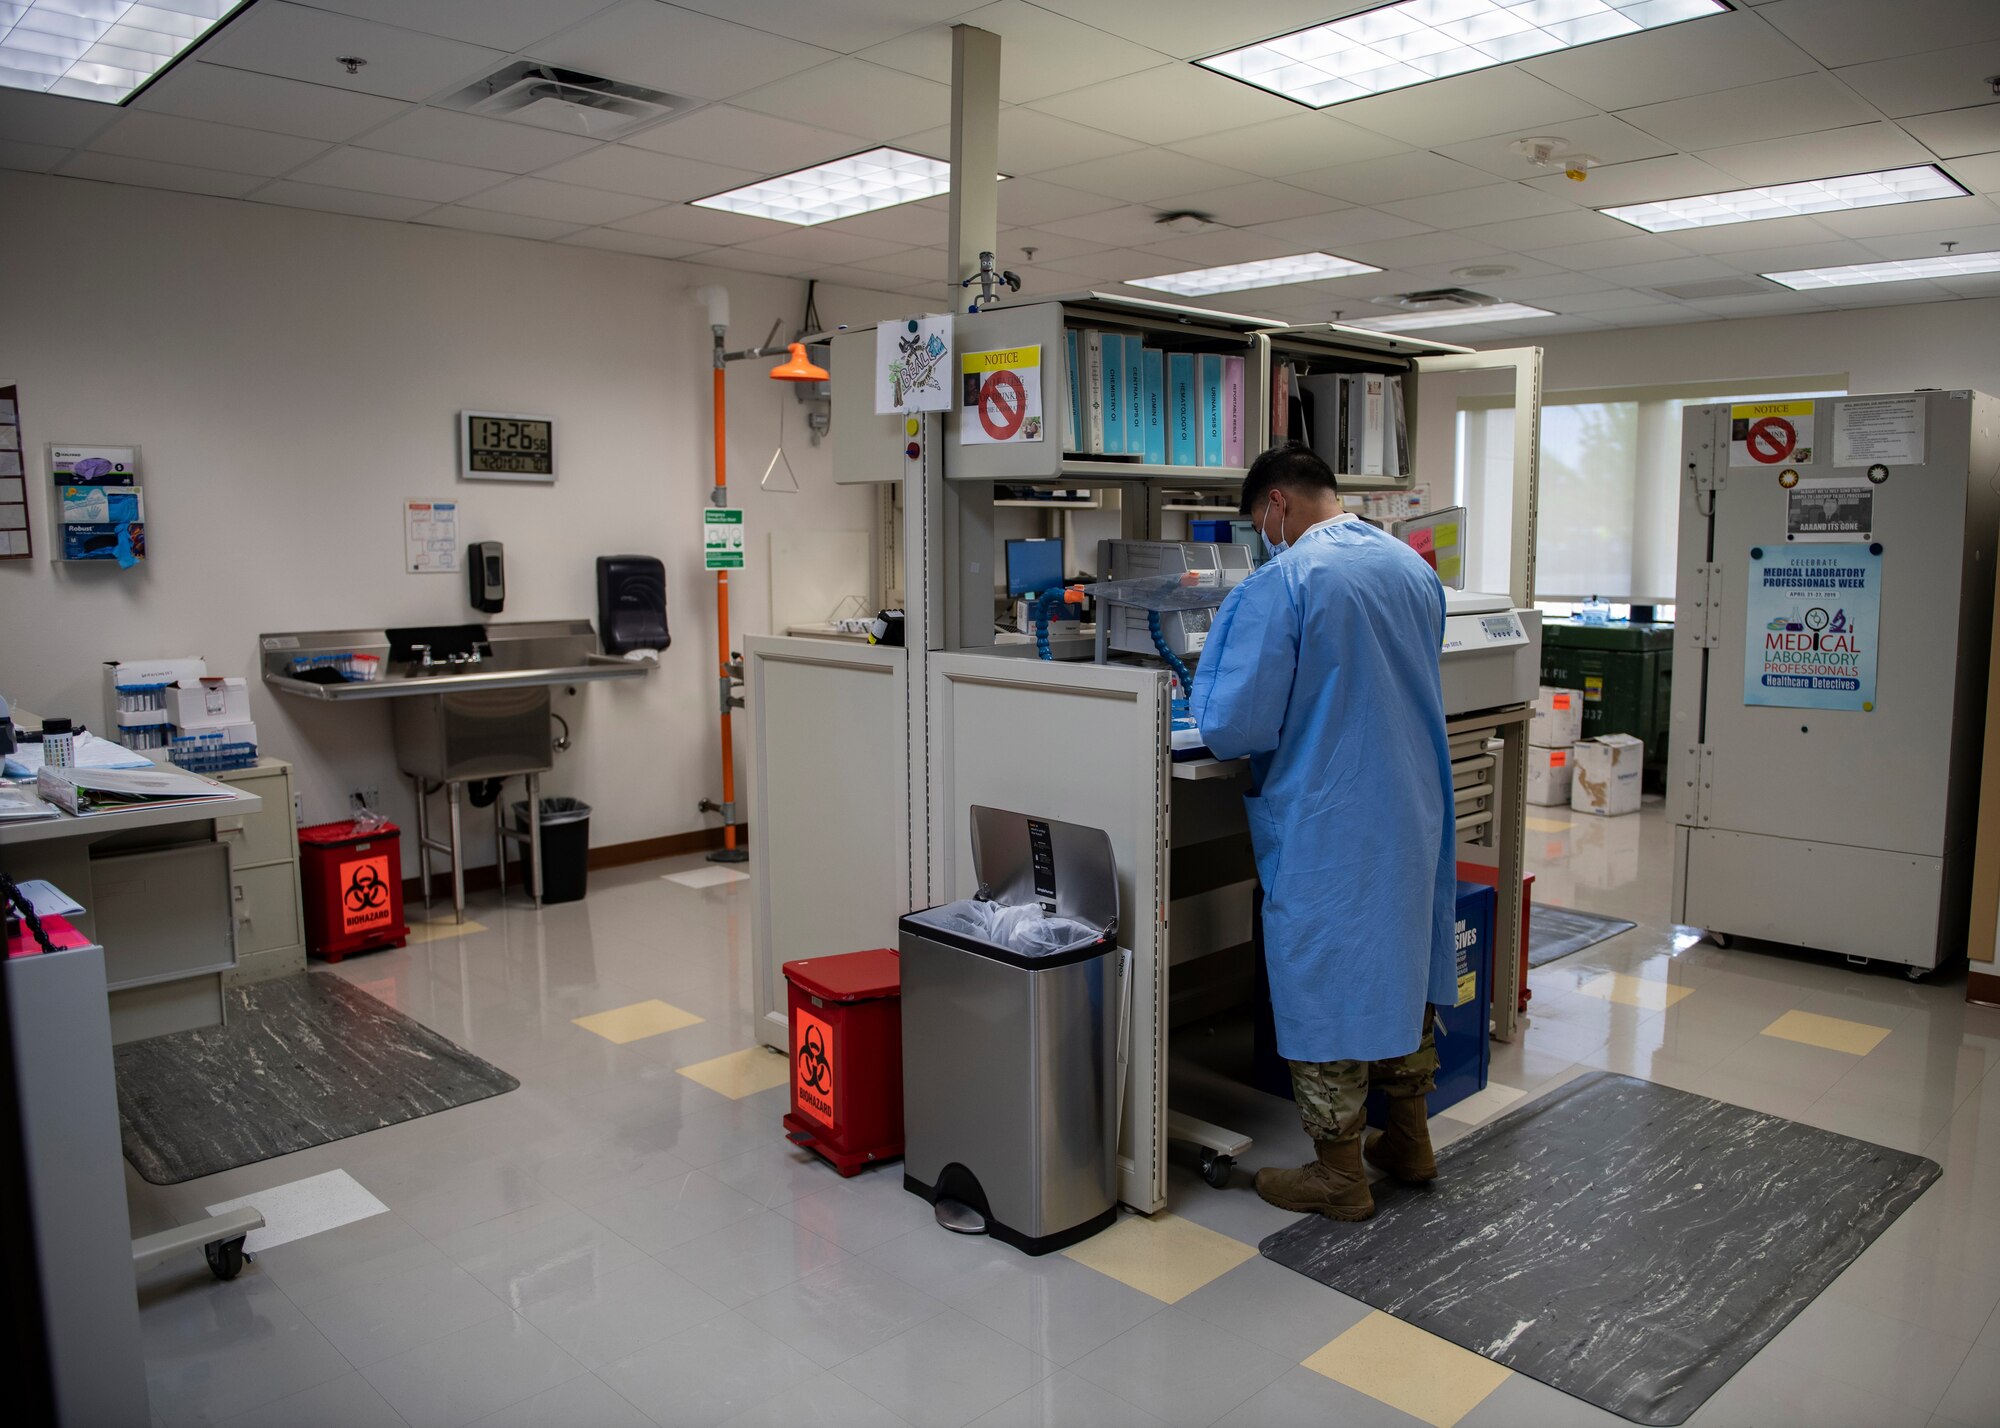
[1367,881,1494,1124]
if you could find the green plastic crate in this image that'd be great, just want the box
[1541,620,1673,781]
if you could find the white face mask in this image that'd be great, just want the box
[1259,500,1288,559]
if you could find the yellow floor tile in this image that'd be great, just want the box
[572,999,704,1045]
[677,1046,790,1099]
[1524,815,1572,834]
[404,918,485,944]
[1303,1311,1510,1428]
[1577,972,1692,1012]
[1761,1008,1891,1056]
[1061,1210,1255,1304]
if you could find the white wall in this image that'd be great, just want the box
[0,171,915,869]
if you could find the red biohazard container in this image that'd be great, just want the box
[781,949,903,1177]
[298,820,410,963]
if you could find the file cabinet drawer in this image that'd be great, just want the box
[232,861,303,957]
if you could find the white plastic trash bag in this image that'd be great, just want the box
[909,898,1102,957]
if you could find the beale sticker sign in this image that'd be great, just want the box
[1743,545,1880,712]
[1730,399,1815,467]
[793,1006,837,1128]
[960,344,1043,446]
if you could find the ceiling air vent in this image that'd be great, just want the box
[442,63,696,141]
[1651,277,1780,300]
[1373,287,1496,311]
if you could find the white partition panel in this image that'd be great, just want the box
[747,635,910,1049]
[928,652,1171,1212]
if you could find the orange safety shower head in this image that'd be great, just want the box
[769,342,828,382]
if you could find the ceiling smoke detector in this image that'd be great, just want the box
[443,62,695,141]
[1153,209,1220,235]
[1511,136,1597,182]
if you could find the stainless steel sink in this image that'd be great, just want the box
[259,620,651,701]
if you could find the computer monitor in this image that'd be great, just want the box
[1005,538,1065,597]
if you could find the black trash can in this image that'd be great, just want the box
[513,797,591,903]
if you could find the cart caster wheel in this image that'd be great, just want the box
[1906,965,1928,982]
[205,1236,246,1281]
[1201,1151,1234,1189]
[1708,931,1731,949]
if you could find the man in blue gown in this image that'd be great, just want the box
[1191,446,1458,1221]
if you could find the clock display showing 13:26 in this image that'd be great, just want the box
[460,410,555,481]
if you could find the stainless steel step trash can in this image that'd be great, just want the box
[900,806,1122,1256]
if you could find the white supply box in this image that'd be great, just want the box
[104,657,207,735]
[167,676,250,729]
[1527,745,1573,807]
[1572,734,1644,817]
[1530,686,1583,748]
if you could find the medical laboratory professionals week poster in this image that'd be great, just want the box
[1743,545,1880,712]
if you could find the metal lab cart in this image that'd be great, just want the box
[900,807,1122,1256]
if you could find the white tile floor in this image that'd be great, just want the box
[127,801,2000,1427]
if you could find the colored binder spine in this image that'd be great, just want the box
[1167,353,1196,466]
[1084,330,1104,454]
[1141,348,1166,465]
[1198,354,1224,467]
[1065,329,1080,451]
[1125,335,1144,456]
[1222,355,1245,468]
[1101,332,1125,455]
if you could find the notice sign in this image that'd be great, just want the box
[1833,394,1925,467]
[1730,399,1815,467]
[339,854,395,936]
[960,344,1044,445]
[1787,479,1873,542]
[1744,545,1881,712]
[793,1006,836,1128]
[703,507,744,569]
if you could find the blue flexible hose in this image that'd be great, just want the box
[1148,610,1192,688]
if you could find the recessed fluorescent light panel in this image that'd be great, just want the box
[0,1,245,103]
[693,147,968,227]
[1129,252,1382,297]
[1200,0,1729,107]
[1351,302,1553,330]
[1763,250,2000,291]
[1603,165,1969,233]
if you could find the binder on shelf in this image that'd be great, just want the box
[1101,332,1126,456]
[1361,373,1387,476]
[1124,336,1144,456]
[1222,356,1245,468]
[1064,329,1081,451]
[1271,363,1290,444]
[1198,354,1224,468]
[1167,353,1197,466]
[1344,376,1365,474]
[1389,374,1410,477]
[1084,330,1105,454]
[1141,348,1166,465]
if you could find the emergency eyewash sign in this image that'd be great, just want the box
[1744,545,1880,712]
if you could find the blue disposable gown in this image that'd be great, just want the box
[1191,516,1457,1064]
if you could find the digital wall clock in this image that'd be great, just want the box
[460,410,555,482]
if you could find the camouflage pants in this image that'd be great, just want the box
[1289,1008,1438,1142]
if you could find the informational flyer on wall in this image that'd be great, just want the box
[1786,479,1873,542]
[875,314,953,414]
[1833,393,1925,467]
[405,498,459,574]
[959,344,1043,445]
[1744,545,1880,711]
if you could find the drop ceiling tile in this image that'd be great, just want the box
[1834,41,2000,119]
[996,227,1111,262]
[1904,105,2000,160]
[851,246,952,279]
[1478,271,1622,301]
[0,140,67,173]
[856,0,1164,104]
[355,109,599,173]
[1817,281,1957,308]
[194,2,505,103]
[1946,152,2000,193]
[534,1,836,103]
[1528,154,1738,207]
[1166,113,1408,178]
[459,175,661,223]
[686,245,819,276]
[1381,183,1580,230]
[894,109,1145,177]
[1696,123,1937,188]
[56,152,261,199]
[1858,221,2000,260]
[1043,250,1190,283]
[736,228,909,265]
[534,145,756,202]
[987,177,1124,227]
[732,59,951,141]
[1456,210,1636,251]
[0,89,121,148]
[1156,180,1346,228]
[1592,256,1744,288]
[1575,304,1709,327]
[609,203,792,244]
[1397,254,1563,286]
[1333,68,1599,151]
[87,112,327,178]
[1290,152,1498,206]
[1436,117,1676,181]
[1662,215,1843,254]
[624,106,865,171]
[1337,231,1508,271]
[666,0,970,54]
[1025,64,1297,147]
[816,202,952,246]
[1540,234,1697,270]
[1523,6,1815,110]
[1248,207,1435,249]
[1535,286,1662,312]
[1020,204,1170,247]
[1757,0,2000,69]
[1036,148,1245,205]
[1618,74,1877,152]
[251,179,435,220]
[130,64,410,143]
[1135,229,1295,266]
[561,227,711,259]
[307,1,623,53]
[1712,239,1879,273]
[419,205,589,240]
[1815,193,2000,236]
[801,264,912,296]
[1937,270,2000,297]
[290,146,510,202]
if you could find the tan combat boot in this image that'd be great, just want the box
[1253,1138,1375,1220]
[1364,1096,1437,1184]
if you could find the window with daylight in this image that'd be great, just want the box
[1455,378,1847,608]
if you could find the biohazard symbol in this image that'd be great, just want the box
[344,864,387,913]
[339,854,393,934]
[793,1007,837,1127]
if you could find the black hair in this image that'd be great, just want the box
[1238,442,1339,516]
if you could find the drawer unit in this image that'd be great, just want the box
[219,759,307,985]
[233,861,304,958]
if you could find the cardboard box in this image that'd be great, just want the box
[1571,733,1645,817]
[168,676,250,729]
[104,658,207,742]
[1531,686,1583,748]
[1527,745,1573,806]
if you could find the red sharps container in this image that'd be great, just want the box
[781,949,903,1176]
[298,820,410,963]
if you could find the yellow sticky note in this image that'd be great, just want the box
[1435,522,1460,549]
[1439,556,1463,583]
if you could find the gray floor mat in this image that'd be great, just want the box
[1529,904,1637,967]
[115,973,517,1185]
[1260,1072,1938,1426]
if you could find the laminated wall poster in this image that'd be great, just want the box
[1744,545,1880,712]
[0,386,26,559]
